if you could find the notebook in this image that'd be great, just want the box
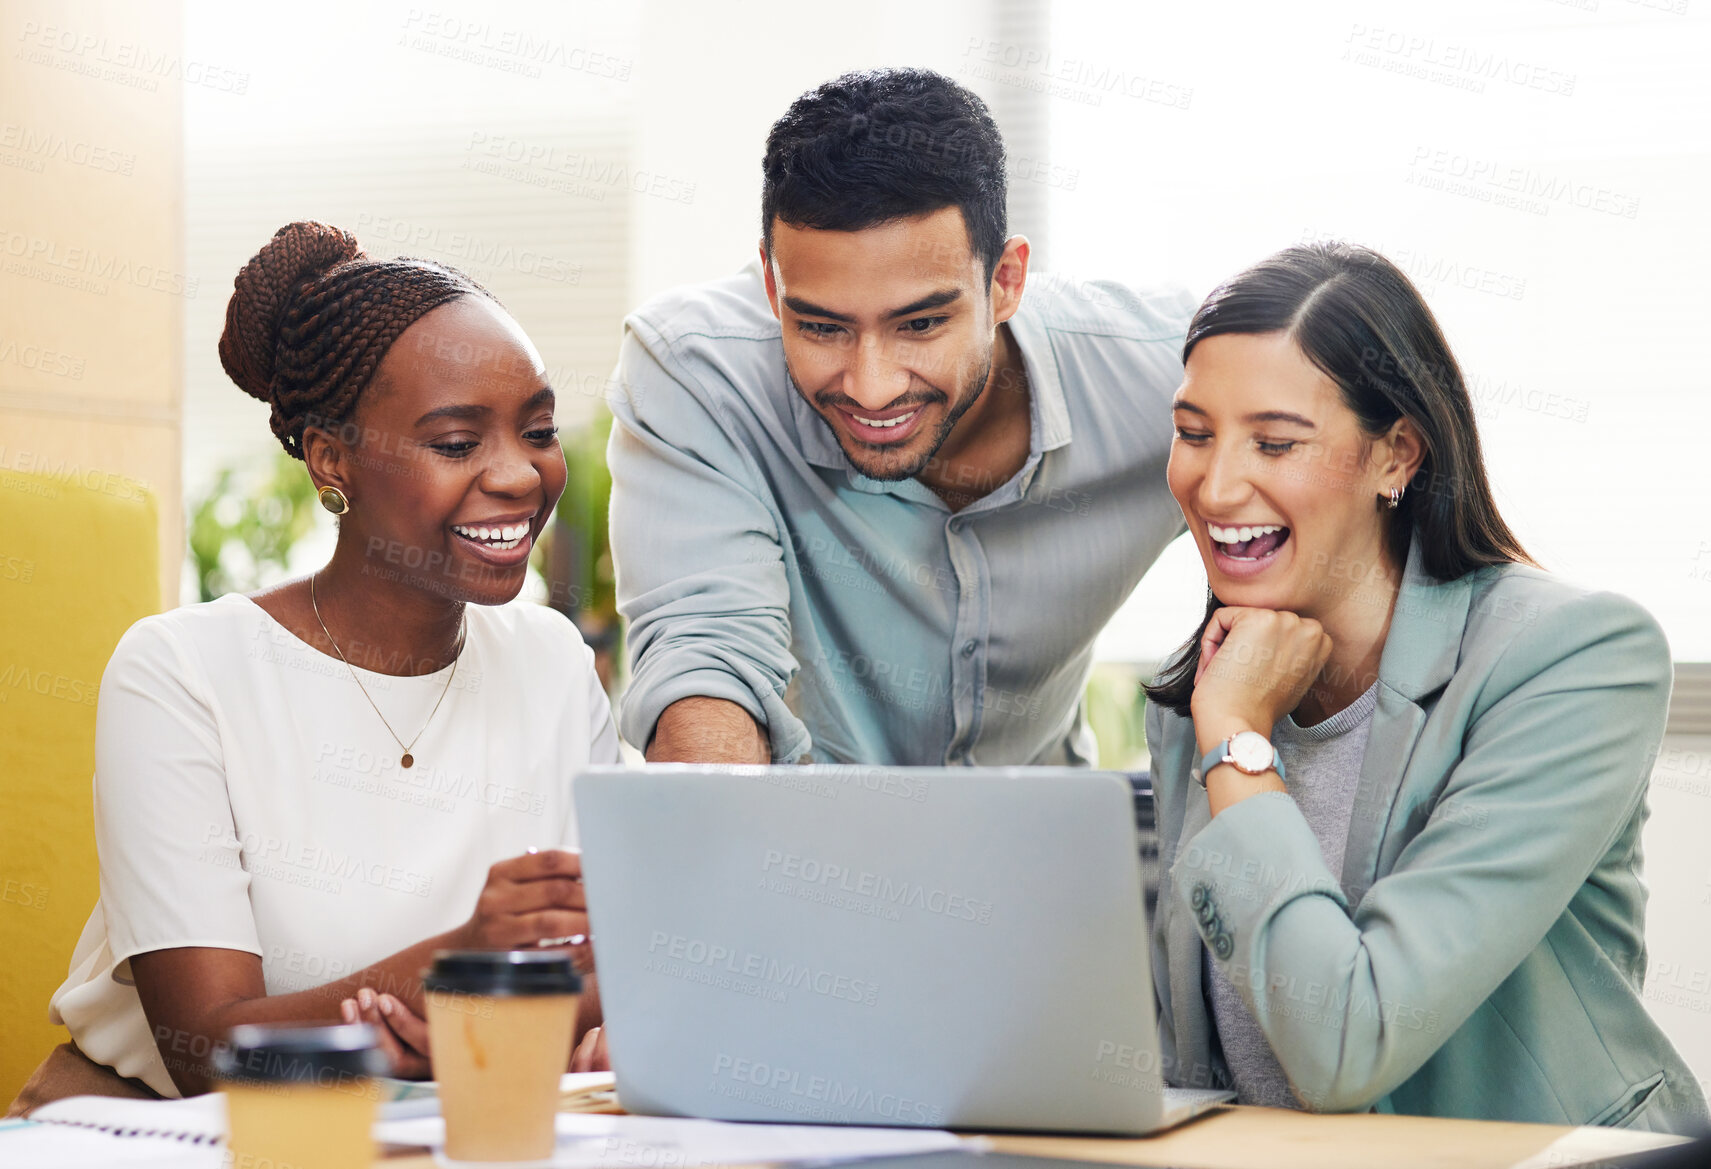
[0,1095,226,1168]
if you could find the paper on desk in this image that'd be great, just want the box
[377,1071,617,1119]
[1507,1125,1687,1169]
[374,1110,973,1167]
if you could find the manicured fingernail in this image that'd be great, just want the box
[359,989,373,1009]
[526,846,539,855]
[379,996,393,1015]
[341,1000,355,1022]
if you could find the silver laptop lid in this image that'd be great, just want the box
[576,765,1176,1134]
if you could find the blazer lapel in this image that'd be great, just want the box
[1339,539,1473,903]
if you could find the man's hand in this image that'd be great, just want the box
[647,697,769,763]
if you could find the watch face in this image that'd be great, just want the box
[1228,731,1274,774]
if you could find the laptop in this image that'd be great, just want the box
[573,765,1231,1134]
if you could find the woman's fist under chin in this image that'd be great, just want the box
[1191,606,1333,742]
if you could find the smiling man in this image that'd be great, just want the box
[608,68,1190,765]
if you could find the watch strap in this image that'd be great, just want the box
[1198,736,1285,784]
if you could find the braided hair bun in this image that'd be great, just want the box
[218,220,488,458]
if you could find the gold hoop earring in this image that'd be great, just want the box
[318,485,350,515]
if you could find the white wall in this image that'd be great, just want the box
[1643,736,1711,1093]
[1043,0,1711,663]
[628,0,998,304]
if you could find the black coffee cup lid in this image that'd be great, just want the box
[213,1022,387,1084]
[421,949,583,996]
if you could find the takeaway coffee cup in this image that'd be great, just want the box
[214,1022,386,1169]
[423,949,583,1163]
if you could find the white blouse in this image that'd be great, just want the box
[50,594,622,1096]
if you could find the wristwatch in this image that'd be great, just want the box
[1198,730,1284,785]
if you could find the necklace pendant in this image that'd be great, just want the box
[401,752,414,769]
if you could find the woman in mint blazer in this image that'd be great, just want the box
[1145,242,1707,1132]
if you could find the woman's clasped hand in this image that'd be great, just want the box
[340,847,597,1078]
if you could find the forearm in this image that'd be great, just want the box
[139,927,467,1095]
[223,932,459,1020]
[646,696,769,763]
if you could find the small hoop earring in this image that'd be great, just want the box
[1385,486,1403,511]
[318,485,350,515]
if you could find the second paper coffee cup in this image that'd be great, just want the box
[215,1022,387,1169]
[422,949,583,1164]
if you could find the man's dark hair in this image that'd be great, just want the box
[761,68,1008,278]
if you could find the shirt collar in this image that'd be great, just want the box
[1004,291,1073,453]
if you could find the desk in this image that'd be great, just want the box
[374,1083,1687,1169]
[986,1108,1683,1169]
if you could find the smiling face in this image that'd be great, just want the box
[762,207,1020,481]
[1168,331,1416,618]
[310,295,567,606]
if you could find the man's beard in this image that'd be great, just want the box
[789,355,994,482]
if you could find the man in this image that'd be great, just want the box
[608,67,1189,765]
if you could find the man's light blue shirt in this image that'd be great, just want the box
[607,261,1191,765]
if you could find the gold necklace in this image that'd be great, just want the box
[310,572,465,769]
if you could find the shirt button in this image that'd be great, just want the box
[961,640,977,657]
[948,518,963,532]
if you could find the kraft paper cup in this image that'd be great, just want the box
[215,1021,386,1169]
[423,949,583,1164]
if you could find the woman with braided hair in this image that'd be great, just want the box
[16,221,620,1110]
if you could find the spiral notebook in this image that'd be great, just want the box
[0,1094,227,1167]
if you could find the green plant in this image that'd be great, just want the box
[533,413,621,689]
[187,449,320,602]
[1084,662,1149,771]
[539,411,616,622]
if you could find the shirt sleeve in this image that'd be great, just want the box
[606,321,810,761]
[1171,590,1670,1112]
[93,618,262,965]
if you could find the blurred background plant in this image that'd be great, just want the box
[537,412,621,691]
[1084,662,1148,771]
[186,448,320,602]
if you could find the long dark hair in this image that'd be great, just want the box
[1145,241,1533,717]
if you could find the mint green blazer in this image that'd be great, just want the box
[1147,541,1709,1133]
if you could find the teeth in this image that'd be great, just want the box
[852,410,917,429]
[453,522,529,550]
[1208,523,1282,545]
